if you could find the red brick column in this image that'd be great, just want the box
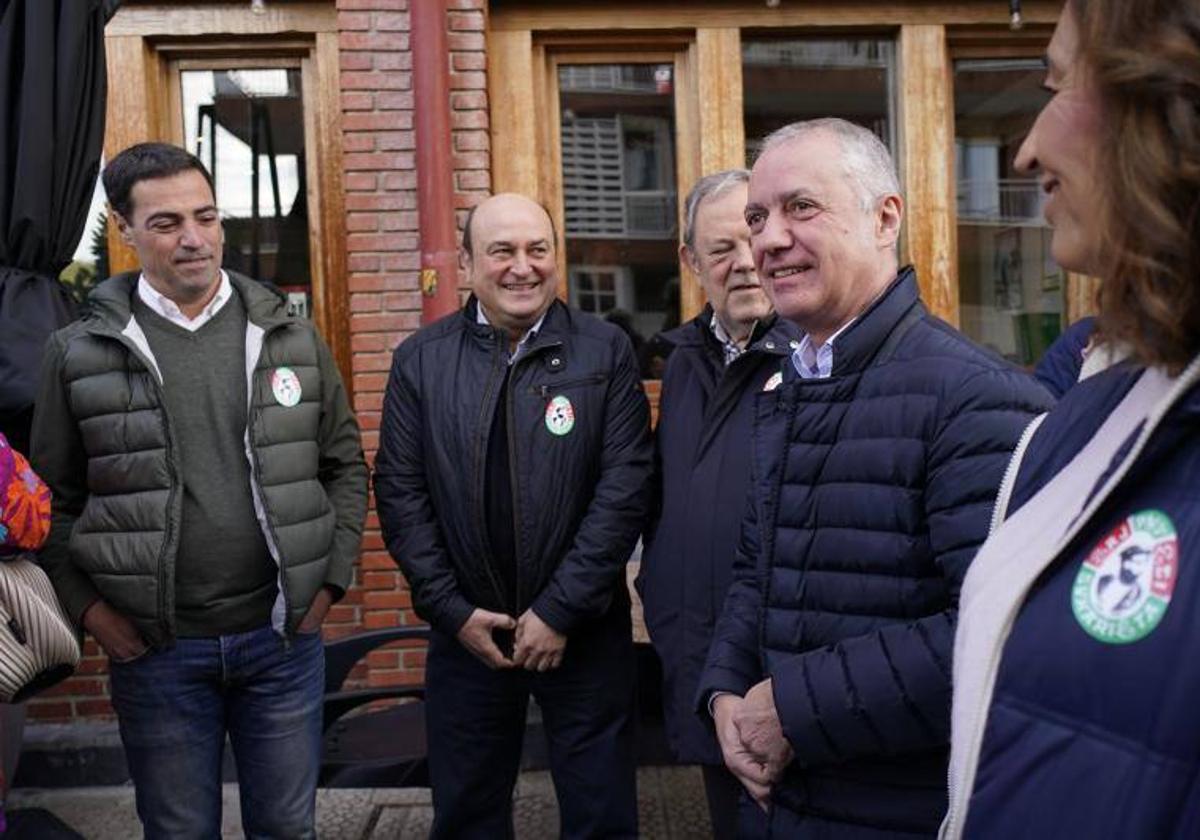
[336,0,490,690]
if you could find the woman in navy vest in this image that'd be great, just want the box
[943,2,1200,838]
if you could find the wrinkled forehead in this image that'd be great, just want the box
[474,203,554,249]
[748,135,845,206]
[127,171,217,221]
[694,183,750,231]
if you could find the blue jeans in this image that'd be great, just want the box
[109,625,324,840]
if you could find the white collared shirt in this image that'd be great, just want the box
[137,271,232,332]
[476,304,549,365]
[792,318,856,380]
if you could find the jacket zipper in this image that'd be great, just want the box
[987,413,1048,536]
[507,359,523,618]
[245,322,295,636]
[474,333,514,610]
[97,329,179,642]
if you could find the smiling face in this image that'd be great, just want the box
[745,130,902,344]
[1014,2,1104,274]
[464,194,559,338]
[684,182,771,341]
[115,169,223,311]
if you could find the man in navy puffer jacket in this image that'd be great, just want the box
[695,118,1053,837]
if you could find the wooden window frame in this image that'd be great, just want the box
[103,3,350,387]
[488,1,1065,328]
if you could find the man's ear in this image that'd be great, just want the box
[875,193,904,250]
[111,205,134,245]
[459,246,471,274]
[679,242,700,276]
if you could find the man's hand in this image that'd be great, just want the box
[512,609,566,672]
[298,586,336,634]
[713,693,774,809]
[82,600,148,663]
[734,679,794,783]
[457,608,517,669]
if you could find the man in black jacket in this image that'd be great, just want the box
[638,169,800,838]
[373,193,653,839]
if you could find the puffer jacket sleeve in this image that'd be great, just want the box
[770,366,1053,766]
[373,341,475,636]
[314,334,369,596]
[530,332,653,634]
[694,468,766,709]
[30,331,102,626]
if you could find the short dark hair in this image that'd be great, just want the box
[103,142,215,221]
[460,198,558,258]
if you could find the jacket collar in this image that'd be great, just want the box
[819,264,921,378]
[462,294,570,350]
[85,270,291,335]
[664,305,796,358]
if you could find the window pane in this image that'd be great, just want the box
[742,38,896,163]
[181,67,312,319]
[954,59,1061,366]
[559,63,679,376]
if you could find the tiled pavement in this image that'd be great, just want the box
[8,765,713,839]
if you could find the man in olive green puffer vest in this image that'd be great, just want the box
[30,143,367,840]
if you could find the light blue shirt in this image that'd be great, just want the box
[791,319,856,380]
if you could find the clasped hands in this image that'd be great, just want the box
[712,679,794,810]
[456,607,566,671]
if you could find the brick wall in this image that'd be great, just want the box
[337,0,490,692]
[27,0,490,722]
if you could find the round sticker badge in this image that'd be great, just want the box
[544,395,575,436]
[271,367,303,408]
[1071,509,1179,644]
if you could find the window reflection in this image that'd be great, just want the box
[742,38,896,162]
[559,64,679,376]
[181,68,312,319]
[954,59,1062,365]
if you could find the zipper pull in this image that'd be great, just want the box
[540,384,549,399]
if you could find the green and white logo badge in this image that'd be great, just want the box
[544,395,575,436]
[1071,509,1179,644]
[271,366,302,408]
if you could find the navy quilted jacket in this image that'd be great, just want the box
[696,268,1053,834]
[963,363,1200,839]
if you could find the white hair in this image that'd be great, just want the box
[757,118,900,210]
[681,169,750,250]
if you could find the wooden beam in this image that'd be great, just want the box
[676,27,745,322]
[106,2,335,36]
[104,36,168,275]
[695,28,744,174]
[490,1,1063,32]
[312,31,352,391]
[899,24,958,323]
[675,44,703,321]
[1064,272,1099,323]
[488,28,539,198]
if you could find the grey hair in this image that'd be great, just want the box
[757,118,900,211]
[681,169,750,250]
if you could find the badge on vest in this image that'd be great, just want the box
[544,395,575,436]
[1071,509,1179,644]
[271,367,303,408]
[763,371,783,392]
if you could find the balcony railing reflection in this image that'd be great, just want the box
[957,178,1047,226]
